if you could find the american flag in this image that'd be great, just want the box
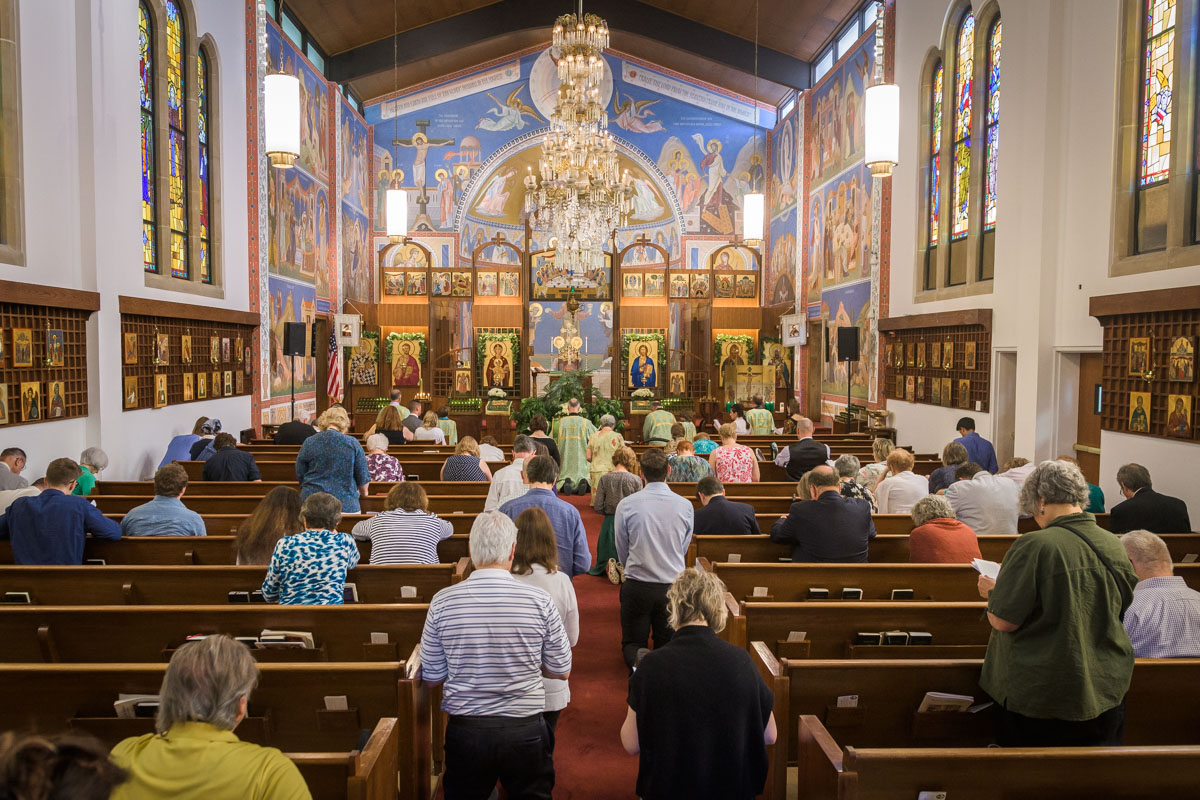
[327,330,343,403]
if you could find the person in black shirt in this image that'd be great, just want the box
[201,434,261,482]
[693,477,760,536]
[622,567,776,800]
[274,415,317,445]
[1110,463,1192,534]
[770,464,876,562]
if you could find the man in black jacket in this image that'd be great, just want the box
[1111,463,1192,534]
[273,414,317,445]
[770,465,876,562]
[693,477,760,536]
[772,417,831,481]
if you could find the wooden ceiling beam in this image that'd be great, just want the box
[327,0,811,94]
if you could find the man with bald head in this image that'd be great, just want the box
[769,464,876,562]
[773,416,832,481]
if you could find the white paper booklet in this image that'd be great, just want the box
[971,558,1001,580]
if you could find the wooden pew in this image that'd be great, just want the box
[0,605,432,663]
[0,535,471,566]
[0,563,465,605]
[179,460,510,484]
[101,513,479,537]
[705,561,1200,602]
[289,717,399,800]
[0,662,428,800]
[96,480,493,497]
[92,494,488,516]
[797,715,1200,800]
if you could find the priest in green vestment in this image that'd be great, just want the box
[746,394,775,435]
[642,399,676,444]
[554,398,598,493]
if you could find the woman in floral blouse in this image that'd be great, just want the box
[364,434,404,483]
[261,492,360,605]
[835,454,878,513]
[667,440,714,482]
[709,423,759,483]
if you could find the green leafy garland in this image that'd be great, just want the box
[621,332,667,388]
[713,334,756,366]
[476,331,521,392]
[384,331,427,365]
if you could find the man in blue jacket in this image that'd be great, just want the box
[953,417,999,474]
[0,457,120,564]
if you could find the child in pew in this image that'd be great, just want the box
[0,730,128,799]
[110,636,311,799]
[261,493,359,605]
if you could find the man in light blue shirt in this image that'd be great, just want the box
[499,455,591,577]
[1121,529,1200,658]
[120,464,206,537]
[615,449,694,669]
[953,417,999,473]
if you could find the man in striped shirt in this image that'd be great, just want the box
[420,511,572,799]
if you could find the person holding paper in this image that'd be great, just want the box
[977,460,1136,747]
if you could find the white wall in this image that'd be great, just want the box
[0,0,250,481]
[890,0,1200,518]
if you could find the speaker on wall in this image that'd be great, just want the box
[838,326,860,363]
[283,322,308,357]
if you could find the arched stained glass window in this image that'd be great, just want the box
[983,20,1001,230]
[140,2,156,274]
[951,11,974,240]
[1140,0,1175,186]
[930,61,944,248]
[198,49,211,284]
[165,0,188,279]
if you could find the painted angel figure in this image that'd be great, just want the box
[1150,67,1172,131]
[612,94,665,134]
[477,88,544,132]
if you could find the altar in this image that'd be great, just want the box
[535,370,612,399]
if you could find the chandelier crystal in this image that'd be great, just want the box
[525,6,632,276]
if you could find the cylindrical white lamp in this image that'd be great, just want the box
[386,189,408,243]
[264,73,300,169]
[742,192,764,246]
[864,82,900,177]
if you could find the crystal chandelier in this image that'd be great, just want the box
[524,3,633,275]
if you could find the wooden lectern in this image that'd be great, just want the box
[723,364,776,404]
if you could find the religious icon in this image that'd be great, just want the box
[917,342,926,369]
[392,341,422,387]
[483,341,514,389]
[349,336,378,386]
[453,368,472,397]
[1169,337,1194,382]
[893,343,903,368]
[244,347,252,374]
[669,274,690,298]
[499,271,519,297]
[46,330,64,367]
[763,341,792,388]
[715,273,734,298]
[734,273,757,299]
[958,379,971,409]
[645,272,665,298]
[209,337,220,363]
[930,342,941,371]
[906,343,915,367]
[895,374,904,398]
[451,271,472,297]
[1167,394,1192,438]
[181,335,193,364]
[123,333,137,365]
[690,273,710,298]
[943,341,954,370]
[154,373,168,408]
[222,338,231,363]
[1129,337,1151,375]
[383,271,406,296]
[431,272,451,296]
[476,271,498,297]
[236,338,243,363]
[670,373,685,395]
[718,340,747,387]
[0,384,7,425]
[623,273,643,297]
[930,377,941,405]
[212,371,221,396]
[629,340,658,388]
[408,271,428,296]
[183,373,194,402]
[917,376,925,401]
[154,333,169,366]
[236,371,245,394]
[1129,392,1150,430]
[197,372,207,400]
[12,329,32,367]
[905,375,915,402]
[123,376,138,409]
[965,341,977,370]
[940,378,953,407]
[47,381,65,418]
[224,371,233,396]
[20,382,40,421]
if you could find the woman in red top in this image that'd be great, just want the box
[709,423,759,483]
[908,494,981,563]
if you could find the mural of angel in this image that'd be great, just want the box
[475,167,517,217]
[477,88,544,131]
[612,93,665,134]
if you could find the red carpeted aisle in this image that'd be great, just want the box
[551,494,640,799]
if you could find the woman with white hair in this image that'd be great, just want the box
[908,494,980,563]
[977,459,1137,747]
[296,406,369,513]
[72,447,108,497]
[109,635,310,798]
[621,567,776,800]
[364,434,403,482]
[834,454,877,512]
[586,414,624,489]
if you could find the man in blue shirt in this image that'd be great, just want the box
[499,455,591,577]
[954,417,999,474]
[120,463,206,537]
[0,458,120,564]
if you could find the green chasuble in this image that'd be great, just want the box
[554,413,597,487]
[642,409,676,444]
[746,408,775,436]
[681,421,696,441]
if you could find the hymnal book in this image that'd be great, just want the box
[971,558,1001,580]
[114,694,161,719]
[917,692,974,713]
[908,631,933,645]
[854,632,883,645]
[343,583,359,603]
[1182,553,1198,564]
[2,591,31,604]
[256,630,315,649]
[836,694,859,708]
[841,587,863,600]
[890,588,914,600]
[883,630,910,645]
[807,587,829,600]
[787,630,807,642]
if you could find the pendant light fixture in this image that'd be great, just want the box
[385,0,408,242]
[741,0,764,246]
[264,51,299,169]
[864,9,899,177]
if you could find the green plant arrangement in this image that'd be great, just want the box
[511,371,626,434]
[384,331,427,365]
[447,397,481,413]
[587,394,626,433]
[713,334,756,366]
[621,331,666,389]
[476,331,521,392]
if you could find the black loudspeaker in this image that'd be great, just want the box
[837,326,860,363]
[283,322,308,357]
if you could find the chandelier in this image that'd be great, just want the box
[524,4,633,276]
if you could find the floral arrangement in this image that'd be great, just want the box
[631,388,654,399]
[384,331,427,364]
[487,387,507,399]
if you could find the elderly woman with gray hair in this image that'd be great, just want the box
[261,492,360,605]
[834,454,878,512]
[109,635,310,798]
[586,414,625,489]
[71,447,108,498]
[908,494,980,563]
[364,433,404,482]
[977,459,1137,747]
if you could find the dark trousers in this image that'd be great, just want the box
[995,700,1126,747]
[443,714,554,800]
[542,709,561,753]
[620,578,672,669]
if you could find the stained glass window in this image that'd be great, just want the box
[198,49,211,284]
[1140,0,1175,186]
[951,11,974,240]
[166,0,187,279]
[983,20,1001,230]
[140,2,156,274]
[930,61,944,247]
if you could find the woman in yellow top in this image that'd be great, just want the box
[586,414,625,489]
[110,635,311,799]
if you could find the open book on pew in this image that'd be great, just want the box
[114,693,160,719]
[256,630,316,649]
